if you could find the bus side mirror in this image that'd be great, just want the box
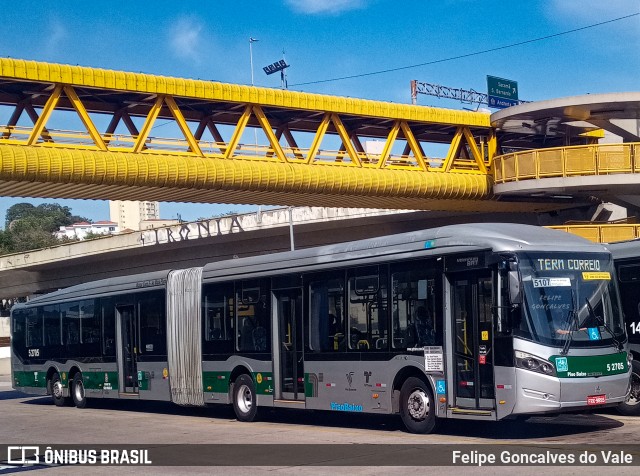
[508,270,522,305]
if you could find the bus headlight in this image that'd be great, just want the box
[515,351,556,377]
[627,352,633,367]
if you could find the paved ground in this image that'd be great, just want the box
[0,360,639,475]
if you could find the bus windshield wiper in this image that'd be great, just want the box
[560,310,577,356]
[585,298,623,351]
[560,289,577,356]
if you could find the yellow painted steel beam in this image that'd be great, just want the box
[27,84,62,145]
[0,58,489,128]
[0,143,497,207]
[462,127,486,174]
[487,130,497,167]
[442,127,464,172]
[2,102,25,139]
[164,95,203,157]
[225,105,252,159]
[253,105,287,163]
[379,121,401,169]
[63,86,108,151]
[331,113,361,167]
[306,113,331,165]
[400,121,428,171]
[133,95,163,153]
[281,127,304,161]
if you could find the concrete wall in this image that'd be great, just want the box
[0,317,8,338]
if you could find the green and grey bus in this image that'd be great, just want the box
[11,223,632,433]
[606,240,640,415]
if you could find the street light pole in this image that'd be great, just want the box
[249,37,261,219]
[249,37,259,86]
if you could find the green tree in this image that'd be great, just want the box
[5,216,60,251]
[6,202,90,231]
[1,202,92,253]
[0,229,11,254]
[82,231,109,240]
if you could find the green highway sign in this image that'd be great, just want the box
[487,75,519,109]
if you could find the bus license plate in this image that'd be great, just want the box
[587,394,606,405]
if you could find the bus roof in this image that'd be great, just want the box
[608,239,640,260]
[15,269,171,308]
[14,223,606,308]
[201,222,605,281]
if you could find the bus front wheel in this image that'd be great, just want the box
[71,373,87,409]
[618,361,640,416]
[232,374,257,422]
[49,372,68,407]
[399,377,437,434]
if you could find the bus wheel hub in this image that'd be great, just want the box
[408,389,429,420]
[53,381,63,399]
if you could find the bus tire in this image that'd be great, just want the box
[618,360,640,416]
[399,377,436,434]
[71,373,87,409]
[232,374,257,422]
[50,372,68,407]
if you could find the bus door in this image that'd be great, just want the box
[450,270,495,410]
[116,305,139,394]
[273,289,305,401]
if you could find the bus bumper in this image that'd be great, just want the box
[511,368,630,414]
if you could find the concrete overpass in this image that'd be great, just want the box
[0,205,563,299]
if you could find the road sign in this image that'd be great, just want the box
[487,75,519,109]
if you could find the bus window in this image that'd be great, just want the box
[202,282,234,354]
[347,266,388,351]
[237,279,270,352]
[391,261,440,349]
[25,308,42,348]
[101,298,116,357]
[139,291,167,356]
[11,309,26,359]
[62,302,80,346]
[308,275,345,352]
[43,305,61,347]
[80,300,100,345]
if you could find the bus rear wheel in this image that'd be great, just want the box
[232,374,257,422]
[49,372,68,407]
[71,373,87,409]
[399,377,437,434]
[618,361,640,416]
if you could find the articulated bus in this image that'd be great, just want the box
[11,223,632,433]
[606,240,640,415]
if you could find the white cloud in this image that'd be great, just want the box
[168,16,204,63]
[547,0,639,25]
[285,0,366,15]
[546,0,639,43]
[44,19,67,55]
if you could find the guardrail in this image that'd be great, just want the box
[0,124,451,171]
[494,143,640,184]
[549,224,640,244]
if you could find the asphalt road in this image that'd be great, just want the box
[0,357,639,475]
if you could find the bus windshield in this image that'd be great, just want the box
[515,252,625,348]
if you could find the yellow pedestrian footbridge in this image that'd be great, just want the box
[0,58,637,213]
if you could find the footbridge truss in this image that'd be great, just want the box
[0,58,571,213]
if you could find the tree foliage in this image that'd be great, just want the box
[1,202,92,254]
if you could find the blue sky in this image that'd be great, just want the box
[0,0,638,224]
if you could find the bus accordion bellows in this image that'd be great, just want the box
[11,223,633,433]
